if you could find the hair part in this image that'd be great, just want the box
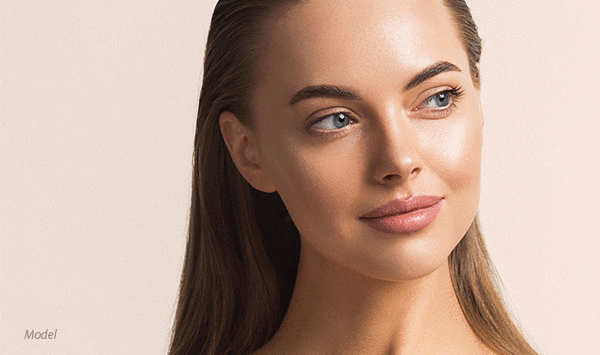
[169,1,537,354]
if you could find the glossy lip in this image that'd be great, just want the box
[359,195,443,234]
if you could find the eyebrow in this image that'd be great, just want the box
[288,61,462,106]
[403,61,462,91]
[289,85,361,105]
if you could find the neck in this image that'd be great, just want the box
[257,242,492,355]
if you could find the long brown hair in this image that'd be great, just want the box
[169,1,539,354]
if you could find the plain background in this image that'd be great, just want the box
[1,0,598,354]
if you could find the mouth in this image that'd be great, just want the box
[359,195,443,234]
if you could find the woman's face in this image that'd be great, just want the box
[249,0,483,280]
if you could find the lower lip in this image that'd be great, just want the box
[360,200,442,234]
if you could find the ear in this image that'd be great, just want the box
[219,111,277,193]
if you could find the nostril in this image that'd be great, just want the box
[382,173,402,182]
[382,166,421,183]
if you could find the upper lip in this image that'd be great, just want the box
[360,195,443,219]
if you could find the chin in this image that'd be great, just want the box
[357,245,456,282]
[348,217,472,282]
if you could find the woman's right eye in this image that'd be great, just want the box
[310,112,353,131]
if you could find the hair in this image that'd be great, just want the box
[169,1,539,354]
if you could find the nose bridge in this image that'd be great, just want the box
[370,106,421,183]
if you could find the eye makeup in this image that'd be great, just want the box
[304,84,466,137]
[412,86,465,117]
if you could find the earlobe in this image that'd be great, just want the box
[219,111,277,193]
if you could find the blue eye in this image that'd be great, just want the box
[414,87,464,117]
[311,112,352,131]
[424,91,451,108]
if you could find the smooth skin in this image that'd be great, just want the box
[220,0,494,353]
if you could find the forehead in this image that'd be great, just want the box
[253,0,468,104]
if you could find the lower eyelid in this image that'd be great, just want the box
[418,91,460,111]
[308,118,357,137]
[310,111,354,127]
[419,103,456,117]
[308,125,354,138]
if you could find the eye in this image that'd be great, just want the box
[311,112,353,131]
[424,91,452,108]
[414,86,465,116]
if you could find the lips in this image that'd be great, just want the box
[359,195,443,234]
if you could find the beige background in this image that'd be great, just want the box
[1,0,598,354]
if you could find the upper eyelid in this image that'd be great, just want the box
[308,108,357,125]
[412,86,463,110]
[416,86,453,100]
[310,112,355,129]
[422,91,452,106]
[306,85,461,123]
[307,112,358,135]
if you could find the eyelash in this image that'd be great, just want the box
[307,85,465,136]
[307,112,355,137]
[414,86,465,117]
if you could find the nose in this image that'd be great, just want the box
[369,111,423,185]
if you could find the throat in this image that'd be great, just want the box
[258,246,487,355]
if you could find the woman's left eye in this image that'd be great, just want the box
[310,112,353,131]
[423,91,452,108]
[415,87,464,115]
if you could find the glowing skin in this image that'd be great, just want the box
[220,0,493,353]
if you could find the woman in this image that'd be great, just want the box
[170,0,539,354]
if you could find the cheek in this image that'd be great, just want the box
[423,111,482,193]
[415,105,483,241]
[259,132,362,233]
[422,109,483,248]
